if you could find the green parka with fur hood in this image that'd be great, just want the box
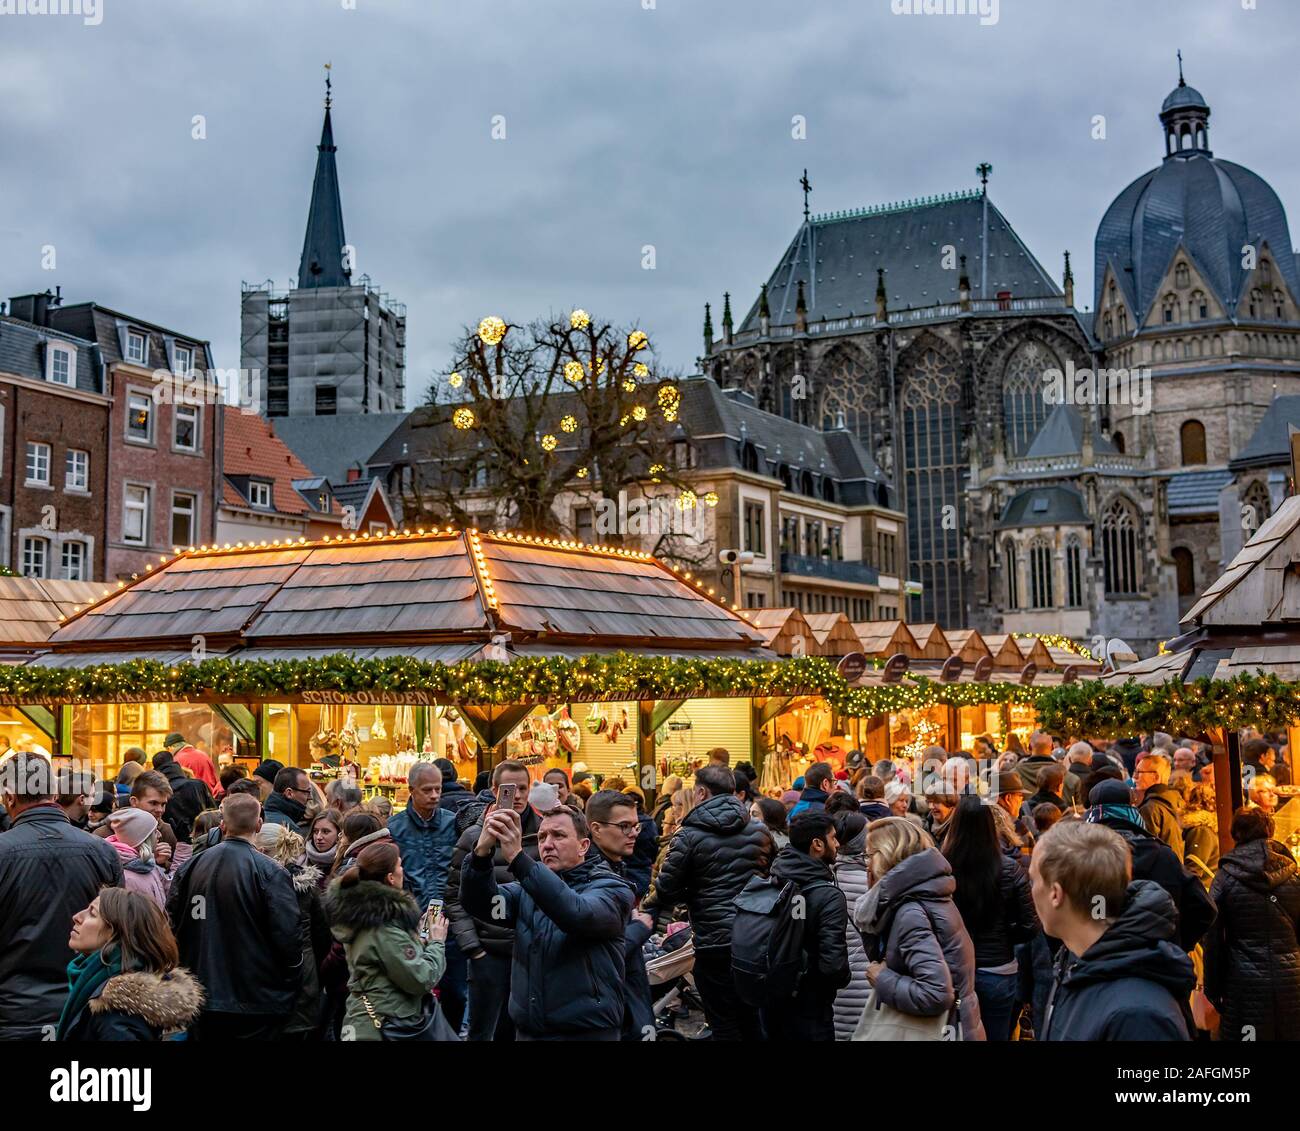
[324,878,445,1041]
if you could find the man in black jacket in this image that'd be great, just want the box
[762,811,850,1041]
[0,754,123,1040]
[586,789,655,1040]
[152,749,216,842]
[641,764,770,1041]
[167,793,303,1040]
[444,760,540,1041]
[461,803,633,1041]
[262,766,311,834]
[435,758,475,814]
[1032,820,1194,1040]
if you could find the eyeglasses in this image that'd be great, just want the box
[594,820,640,836]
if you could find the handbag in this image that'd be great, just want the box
[359,993,461,1041]
[852,902,963,1042]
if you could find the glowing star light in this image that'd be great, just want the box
[478,316,506,345]
[634,362,649,378]
[704,491,719,507]
[622,379,637,393]
[632,405,647,421]
[676,489,698,510]
[576,467,590,478]
[628,330,649,351]
[453,407,476,430]
[563,361,585,385]
[540,433,558,451]
[570,309,590,330]
[559,415,578,433]
[448,371,464,388]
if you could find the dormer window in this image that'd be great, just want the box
[126,331,147,365]
[47,343,75,386]
[173,344,194,375]
[248,481,272,509]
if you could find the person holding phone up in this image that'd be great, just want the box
[461,802,633,1041]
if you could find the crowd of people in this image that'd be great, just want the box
[0,724,1298,1042]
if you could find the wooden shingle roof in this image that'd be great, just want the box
[804,612,864,657]
[0,578,105,650]
[46,530,765,654]
[734,607,820,657]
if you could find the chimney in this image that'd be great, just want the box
[8,291,56,327]
[347,467,361,482]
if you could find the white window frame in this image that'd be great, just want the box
[25,441,51,487]
[60,539,88,581]
[125,330,148,365]
[126,389,154,445]
[123,483,151,546]
[48,344,75,387]
[173,403,200,453]
[65,448,90,492]
[172,343,195,375]
[248,481,273,509]
[21,535,48,579]
[171,491,198,548]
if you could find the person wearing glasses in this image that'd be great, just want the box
[1134,753,1185,863]
[263,767,313,837]
[586,790,655,1039]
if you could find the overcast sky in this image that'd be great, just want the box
[2,0,1296,405]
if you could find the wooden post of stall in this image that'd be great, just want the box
[865,713,889,762]
[638,700,656,810]
[1212,727,1245,859]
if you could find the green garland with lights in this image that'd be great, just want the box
[0,652,1034,716]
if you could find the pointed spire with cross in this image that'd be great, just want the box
[976,162,993,193]
[800,169,813,221]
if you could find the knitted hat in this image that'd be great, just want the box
[253,759,284,786]
[108,807,158,849]
[1088,779,1135,807]
[163,733,186,748]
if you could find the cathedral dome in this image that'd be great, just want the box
[1094,74,1298,318]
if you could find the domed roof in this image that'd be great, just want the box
[1094,80,1298,317]
[1162,81,1209,114]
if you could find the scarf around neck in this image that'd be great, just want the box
[57,945,123,1040]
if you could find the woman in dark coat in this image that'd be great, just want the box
[58,888,202,1041]
[853,816,986,1040]
[941,796,1038,1040]
[1205,807,1300,1041]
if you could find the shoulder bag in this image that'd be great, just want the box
[360,993,461,1041]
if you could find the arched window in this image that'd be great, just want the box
[779,464,793,491]
[1162,294,1179,324]
[1190,290,1207,320]
[1102,314,1113,338]
[1118,307,1128,334]
[902,348,965,626]
[1003,538,1019,610]
[1029,538,1054,609]
[1111,429,1126,453]
[1243,480,1271,535]
[1175,263,1190,288]
[1172,547,1196,597]
[1275,291,1287,320]
[1250,289,1263,319]
[1180,420,1207,465]
[820,477,836,503]
[1065,536,1083,607]
[800,470,814,497]
[1102,498,1141,596]
[1002,340,1059,456]
[741,442,759,472]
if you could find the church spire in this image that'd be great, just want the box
[298,65,351,289]
[703,302,714,356]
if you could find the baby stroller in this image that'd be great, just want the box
[645,924,707,1040]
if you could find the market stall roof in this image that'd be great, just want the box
[41,529,769,661]
[1103,494,1300,684]
[982,634,1030,669]
[804,612,863,657]
[747,608,820,657]
[907,623,951,660]
[853,620,920,659]
[943,628,993,663]
[0,577,105,656]
[1042,644,1103,672]
[1010,635,1055,669]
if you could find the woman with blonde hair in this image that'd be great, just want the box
[852,817,985,1040]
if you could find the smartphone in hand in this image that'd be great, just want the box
[497,782,517,811]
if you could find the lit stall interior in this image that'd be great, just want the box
[67,703,238,778]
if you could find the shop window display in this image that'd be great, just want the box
[68,703,233,779]
[0,707,55,762]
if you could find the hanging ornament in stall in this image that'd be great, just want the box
[370,705,387,741]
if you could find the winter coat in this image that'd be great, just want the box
[444,806,542,958]
[859,801,891,822]
[386,800,459,906]
[174,745,219,792]
[584,844,654,1040]
[1204,838,1300,1041]
[767,846,850,1009]
[626,811,659,899]
[262,791,308,835]
[325,878,446,1042]
[166,837,303,1015]
[155,758,216,842]
[107,836,170,910]
[853,847,986,1040]
[1042,880,1195,1041]
[284,862,331,1038]
[641,793,772,950]
[0,805,123,1038]
[831,847,872,1040]
[59,968,203,1041]
[951,854,1038,970]
[1140,784,1186,862]
[790,787,830,818]
[1181,810,1220,876]
[461,849,634,1038]
[1095,815,1216,951]
[438,781,475,814]
[1013,754,1057,793]
[1062,769,1085,809]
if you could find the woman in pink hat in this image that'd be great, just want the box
[106,809,170,910]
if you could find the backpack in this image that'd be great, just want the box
[730,874,831,1007]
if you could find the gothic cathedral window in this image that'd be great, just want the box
[1002,341,1057,457]
[1029,538,1054,609]
[1101,498,1141,596]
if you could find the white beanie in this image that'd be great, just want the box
[108,807,158,849]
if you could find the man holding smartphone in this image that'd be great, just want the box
[461,802,633,1041]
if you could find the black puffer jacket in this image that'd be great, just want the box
[1042,880,1195,1041]
[626,811,659,899]
[154,755,216,842]
[0,805,123,1039]
[444,806,542,958]
[1205,838,1300,1041]
[950,853,1038,969]
[641,794,771,950]
[768,846,850,1005]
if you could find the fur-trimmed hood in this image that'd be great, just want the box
[325,878,421,942]
[290,861,322,894]
[89,969,204,1031]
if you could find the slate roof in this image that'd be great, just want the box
[1162,82,1210,113]
[1167,468,1233,516]
[298,107,351,288]
[45,532,767,654]
[1023,403,1118,459]
[998,485,1089,528]
[1230,396,1300,469]
[275,411,410,483]
[739,191,1062,332]
[47,302,212,372]
[0,315,102,394]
